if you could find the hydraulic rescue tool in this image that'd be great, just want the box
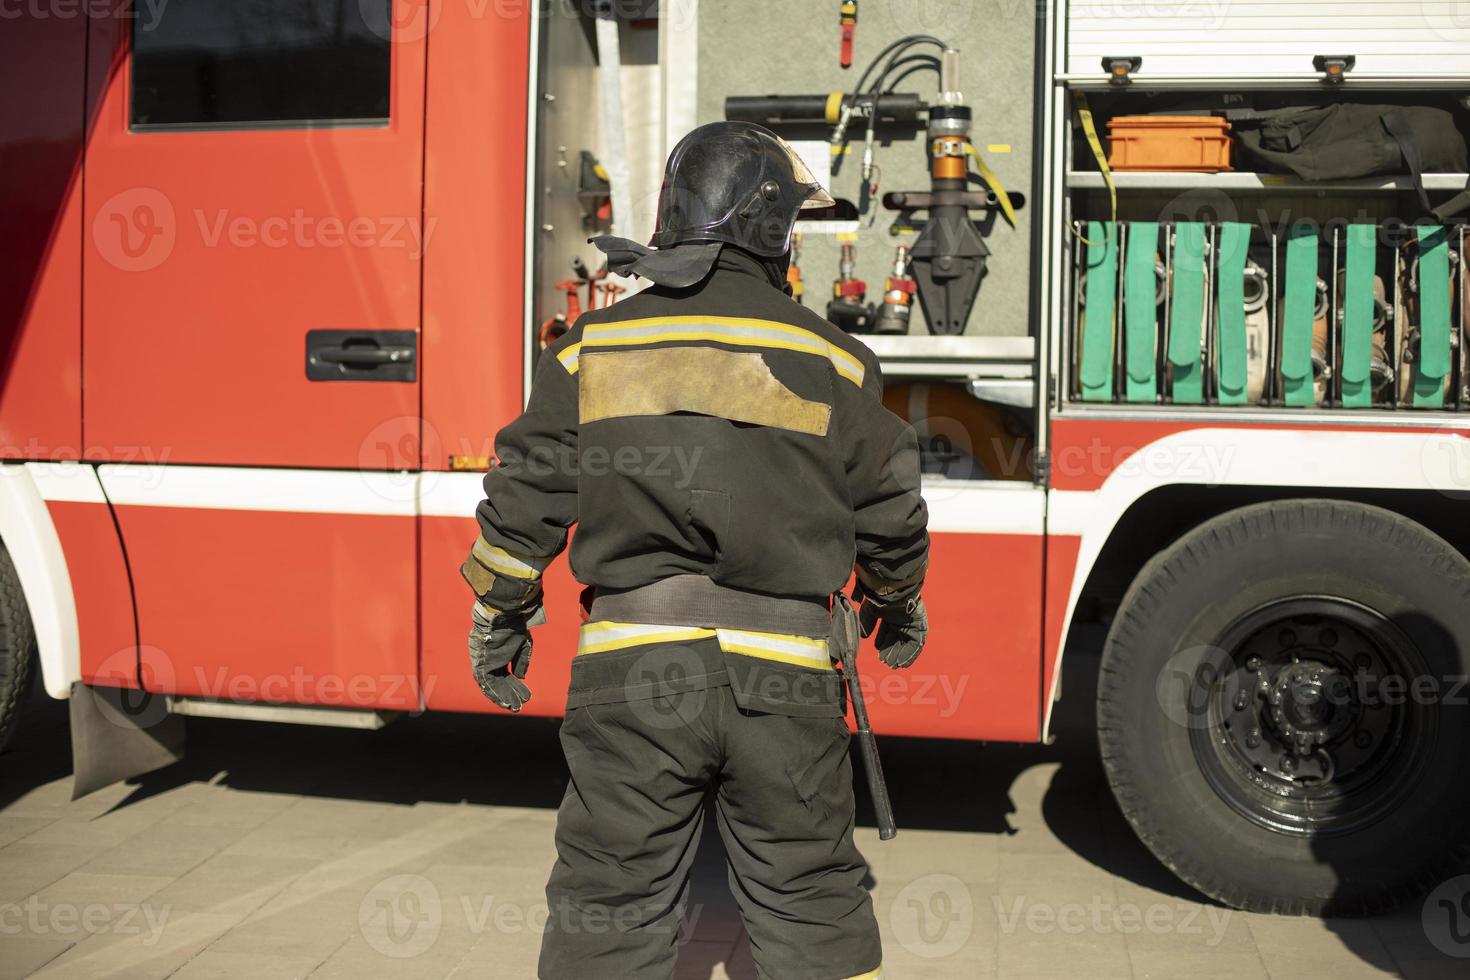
[883,49,1019,335]
[873,244,917,334]
[725,38,1021,336]
[787,232,807,305]
[828,241,873,333]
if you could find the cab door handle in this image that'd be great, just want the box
[306,330,416,382]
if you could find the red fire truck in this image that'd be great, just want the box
[3,1,1468,914]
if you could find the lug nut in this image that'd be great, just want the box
[1247,732,1262,749]
[1234,693,1249,711]
[1281,756,1296,773]
[1246,655,1262,673]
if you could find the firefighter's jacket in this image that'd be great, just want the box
[464,247,930,716]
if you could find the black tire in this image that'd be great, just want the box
[0,541,37,754]
[1098,500,1470,915]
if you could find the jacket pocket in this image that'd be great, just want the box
[687,488,731,566]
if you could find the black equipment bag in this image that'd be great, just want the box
[1229,104,1469,219]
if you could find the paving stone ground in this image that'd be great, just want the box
[1,637,1465,979]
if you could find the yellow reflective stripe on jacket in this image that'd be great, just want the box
[556,342,582,373]
[577,622,718,656]
[471,539,551,581]
[556,316,865,387]
[576,621,835,670]
[843,968,882,980]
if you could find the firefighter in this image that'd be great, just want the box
[462,121,930,980]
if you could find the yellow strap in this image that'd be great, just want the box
[1070,91,1116,246]
[964,143,1017,228]
[825,91,845,125]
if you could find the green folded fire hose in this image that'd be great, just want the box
[1080,219,1116,402]
[1215,223,1251,406]
[1124,222,1159,403]
[1167,222,1206,404]
[1411,223,1452,409]
[1340,224,1377,408]
[1281,224,1319,408]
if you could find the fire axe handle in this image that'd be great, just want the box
[839,626,898,841]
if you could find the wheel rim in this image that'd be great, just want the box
[1187,596,1436,838]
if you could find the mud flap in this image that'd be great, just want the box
[69,682,184,799]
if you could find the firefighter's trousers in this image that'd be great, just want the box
[536,680,883,980]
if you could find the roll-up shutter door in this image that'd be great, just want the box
[1066,1,1470,79]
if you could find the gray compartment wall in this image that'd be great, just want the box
[696,0,1039,338]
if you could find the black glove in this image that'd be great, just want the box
[468,603,544,712]
[859,595,928,669]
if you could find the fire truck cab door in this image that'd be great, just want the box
[82,4,426,711]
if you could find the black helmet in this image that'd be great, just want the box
[649,121,834,258]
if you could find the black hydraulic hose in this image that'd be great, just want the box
[851,34,945,101]
[869,39,946,98]
[875,55,942,94]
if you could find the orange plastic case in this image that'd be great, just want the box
[1106,115,1233,172]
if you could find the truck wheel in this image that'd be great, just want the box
[0,542,37,754]
[1098,500,1470,915]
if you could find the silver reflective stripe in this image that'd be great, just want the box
[716,629,834,670]
[472,539,550,581]
[578,621,717,655]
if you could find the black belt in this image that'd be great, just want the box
[588,575,832,637]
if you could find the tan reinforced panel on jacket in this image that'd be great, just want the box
[578,346,832,436]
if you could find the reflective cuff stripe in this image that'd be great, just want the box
[576,621,834,670]
[844,969,882,980]
[560,316,865,387]
[471,538,550,581]
[578,622,718,655]
[716,629,834,670]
